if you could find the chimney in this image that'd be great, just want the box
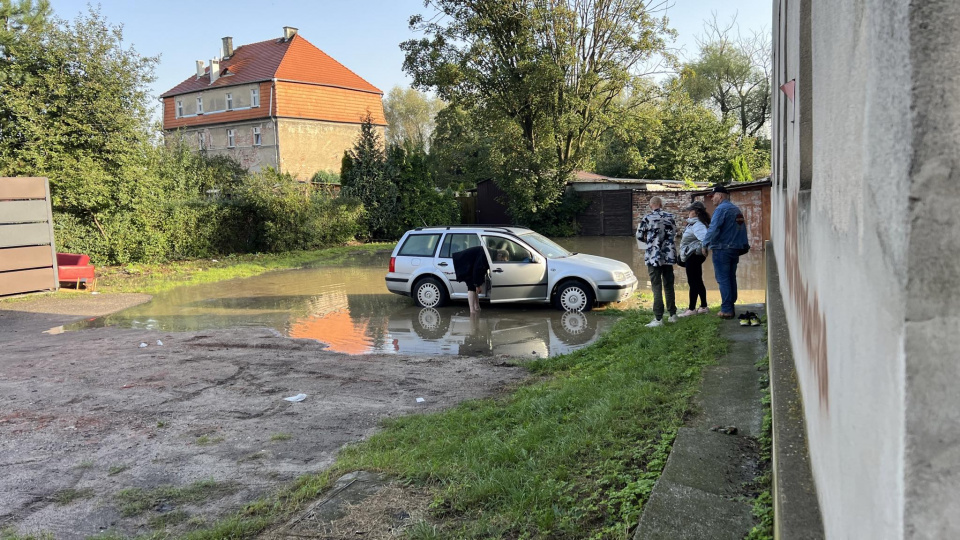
[222,36,234,58]
[283,26,298,41]
[196,60,205,79]
[210,58,220,84]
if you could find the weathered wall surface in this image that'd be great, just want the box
[277,119,384,179]
[632,187,769,252]
[168,120,278,173]
[903,1,960,537]
[771,0,960,538]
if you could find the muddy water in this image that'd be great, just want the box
[64,237,765,355]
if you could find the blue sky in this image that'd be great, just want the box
[50,0,771,108]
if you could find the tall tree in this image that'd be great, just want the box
[340,114,397,239]
[382,86,444,149]
[681,15,771,139]
[402,0,675,219]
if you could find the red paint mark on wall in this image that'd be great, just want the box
[784,195,829,408]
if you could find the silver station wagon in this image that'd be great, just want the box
[384,226,638,311]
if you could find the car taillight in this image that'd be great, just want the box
[389,257,396,273]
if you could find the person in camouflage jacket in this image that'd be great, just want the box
[636,196,677,326]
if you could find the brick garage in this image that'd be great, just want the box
[632,180,772,252]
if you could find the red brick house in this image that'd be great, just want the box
[160,27,386,179]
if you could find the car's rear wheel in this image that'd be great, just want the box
[553,280,595,312]
[413,276,449,308]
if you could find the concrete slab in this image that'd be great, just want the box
[695,364,764,437]
[634,479,754,540]
[659,428,759,497]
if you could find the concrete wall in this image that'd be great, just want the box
[277,118,384,179]
[771,0,960,538]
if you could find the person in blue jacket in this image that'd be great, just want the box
[702,184,750,319]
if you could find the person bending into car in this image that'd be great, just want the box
[702,184,750,319]
[451,245,490,314]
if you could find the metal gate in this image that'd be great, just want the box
[577,189,634,236]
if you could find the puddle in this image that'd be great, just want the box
[58,238,765,355]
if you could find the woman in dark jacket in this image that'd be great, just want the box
[451,245,490,313]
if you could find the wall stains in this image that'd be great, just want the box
[784,194,829,409]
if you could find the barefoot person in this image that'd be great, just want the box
[702,184,750,319]
[636,196,678,327]
[451,245,490,314]
[677,201,711,317]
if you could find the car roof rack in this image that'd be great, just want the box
[413,225,532,232]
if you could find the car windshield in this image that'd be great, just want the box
[519,232,571,259]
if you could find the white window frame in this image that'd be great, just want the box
[197,132,205,150]
[225,93,233,110]
[227,129,235,148]
[176,99,183,118]
[253,126,262,146]
[251,88,260,108]
[196,96,203,114]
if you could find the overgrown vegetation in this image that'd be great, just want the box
[327,309,723,537]
[114,479,235,517]
[747,354,774,540]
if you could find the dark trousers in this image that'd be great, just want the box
[684,254,707,310]
[647,264,676,320]
[712,249,740,314]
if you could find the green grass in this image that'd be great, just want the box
[328,309,724,537]
[108,464,129,476]
[114,479,236,517]
[147,509,190,529]
[0,528,54,540]
[50,488,94,505]
[194,435,224,446]
[269,433,292,442]
[94,243,391,295]
[747,355,774,540]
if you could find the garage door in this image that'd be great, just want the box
[578,190,634,236]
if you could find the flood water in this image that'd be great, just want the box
[64,237,765,356]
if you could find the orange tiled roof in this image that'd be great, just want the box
[160,34,381,98]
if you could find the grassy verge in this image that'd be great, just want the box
[182,309,723,539]
[0,243,392,303]
[747,354,774,540]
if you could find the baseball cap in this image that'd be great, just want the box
[710,184,730,194]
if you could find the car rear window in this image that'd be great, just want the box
[397,234,441,257]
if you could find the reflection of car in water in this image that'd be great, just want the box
[388,306,613,357]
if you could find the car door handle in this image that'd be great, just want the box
[438,262,448,267]
[492,268,503,273]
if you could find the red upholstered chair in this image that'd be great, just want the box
[57,253,97,291]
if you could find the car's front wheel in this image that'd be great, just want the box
[413,276,449,308]
[553,280,595,312]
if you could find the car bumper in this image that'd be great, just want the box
[385,275,410,296]
[596,277,638,303]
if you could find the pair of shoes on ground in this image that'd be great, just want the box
[739,312,762,326]
[678,306,711,318]
[646,314,679,327]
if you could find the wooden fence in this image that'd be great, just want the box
[0,177,59,296]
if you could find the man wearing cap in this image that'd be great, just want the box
[636,196,678,327]
[703,184,750,319]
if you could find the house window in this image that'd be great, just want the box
[196,96,203,114]
[176,100,183,118]
[253,126,262,146]
[251,88,260,107]
[197,132,205,150]
[227,129,235,148]
[226,93,233,110]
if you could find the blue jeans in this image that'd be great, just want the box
[712,249,739,314]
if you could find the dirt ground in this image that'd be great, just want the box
[0,294,528,539]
